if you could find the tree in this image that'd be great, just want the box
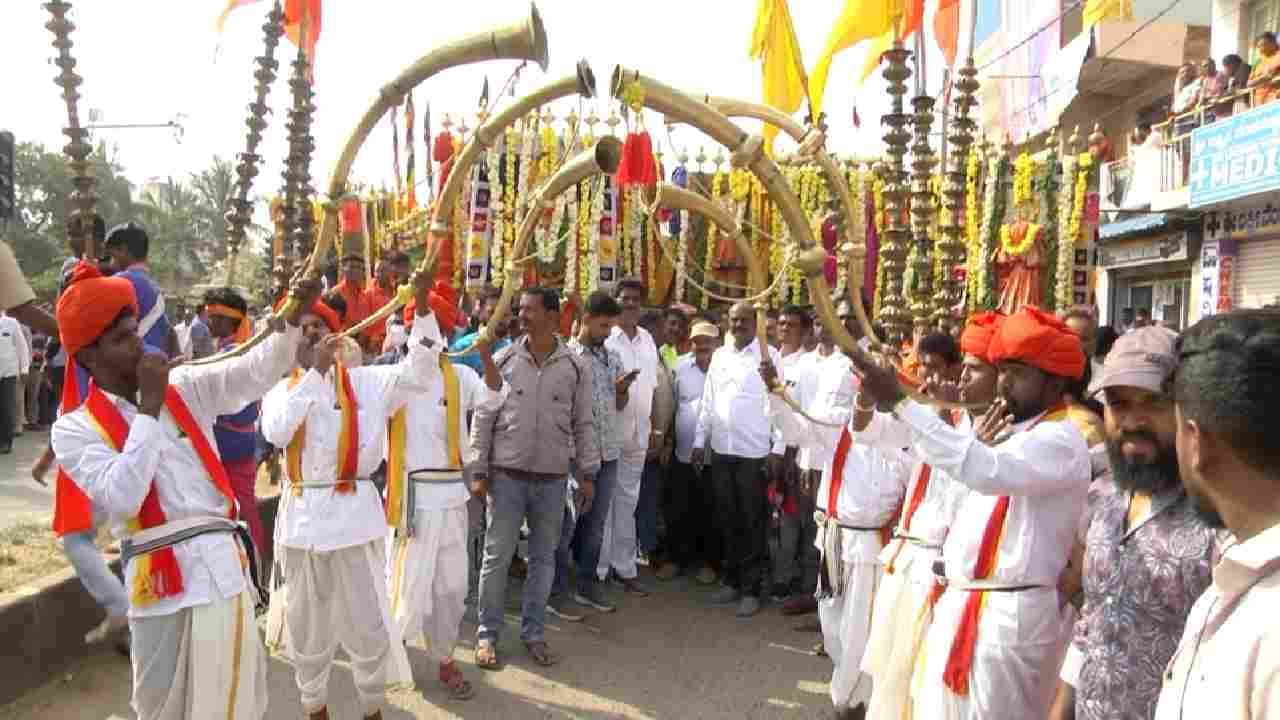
[5,141,135,296]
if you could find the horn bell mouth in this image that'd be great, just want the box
[594,136,623,174]
[528,3,550,71]
[576,59,596,99]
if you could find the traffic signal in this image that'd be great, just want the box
[0,131,14,221]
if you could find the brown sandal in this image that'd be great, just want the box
[475,639,501,670]
[438,661,474,700]
[524,640,560,667]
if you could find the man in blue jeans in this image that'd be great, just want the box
[550,292,634,617]
[470,287,600,670]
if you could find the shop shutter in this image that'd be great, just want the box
[1234,237,1280,308]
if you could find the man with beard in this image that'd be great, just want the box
[1153,310,1280,720]
[853,306,1091,720]
[1048,326,1220,720]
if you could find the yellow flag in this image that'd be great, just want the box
[809,0,900,120]
[1083,0,1133,30]
[857,0,924,89]
[749,0,810,153]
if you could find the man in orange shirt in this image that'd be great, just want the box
[361,251,412,354]
[331,252,380,354]
[1249,31,1280,108]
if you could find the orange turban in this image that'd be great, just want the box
[56,261,138,358]
[988,305,1085,380]
[403,280,461,337]
[306,300,342,333]
[205,303,252,345]
[959,311,1005,364]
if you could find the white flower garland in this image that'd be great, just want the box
[588,176,605,292]
[564,186,579,293]
[973,156,1003,311]
[1055,154,1078,310]
[675,207,689,302]
[628,186,644,279]
[487,139,504,289]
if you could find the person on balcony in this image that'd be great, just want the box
[1198,58,1229,122]
[1170,63,1202,136]
[1248,32,1280,108]
[1223,54,1253,115]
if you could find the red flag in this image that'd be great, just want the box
[934,0,962,67]
[284,0,322,79]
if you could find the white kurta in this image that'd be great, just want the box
[856,411,967,720]
[386,350,502,664]
[893,400,1089,720]
[259,316,439,714]
[771,381,909,710]
[52,324,303,720]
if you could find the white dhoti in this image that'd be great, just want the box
[282,540,412,715]
[912,586,1069,720]
[386,505,469,664]
[131,590,267,720]
[819,528,882,711]
[863,542,940,720]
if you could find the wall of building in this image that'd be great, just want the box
[1212,0,1251,61]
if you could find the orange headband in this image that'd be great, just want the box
[206,303,252,345]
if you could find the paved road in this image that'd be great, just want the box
[0,430,53,531]
[2,572,835,719]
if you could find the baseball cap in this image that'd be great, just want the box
[1091,325,1178,395]
[689,321,719,340]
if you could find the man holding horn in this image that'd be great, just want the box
[260,268,446,720]
[850,306,1090,720]
[51,261,321,720]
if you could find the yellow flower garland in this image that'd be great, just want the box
[999,222,1041,257]
[1012,151,1035,206]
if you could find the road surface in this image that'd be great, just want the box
[2,570,835,719]
[0,430,53,531]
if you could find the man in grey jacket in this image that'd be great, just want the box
[470,286,600,670]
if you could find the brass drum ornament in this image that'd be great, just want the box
[45,1,98,260]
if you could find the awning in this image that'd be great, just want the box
[1098,211,1178,240]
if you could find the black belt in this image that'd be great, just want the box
[121,519,267,611]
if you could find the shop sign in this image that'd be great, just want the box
[1189,101,1280,209]
[1203,202,1280,241]
[1098,232,1188,269]
[1199,238,1237,317]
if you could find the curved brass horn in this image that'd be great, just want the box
[451,136,622,355]
[345,63,597,341]
[188,6,549,365]
[693,95,877,349]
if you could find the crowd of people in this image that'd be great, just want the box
[2,214,1280,720]
[1165,31,1280,134]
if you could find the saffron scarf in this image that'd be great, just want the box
[885,409,963,574]
[286,363,360,496]
[384,353,461,531]
[82,382,236,606]
[828,422,899,547]
[941,402,1070,696]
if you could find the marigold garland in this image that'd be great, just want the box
[588,176,604,292]
[1012,151,1035,206]
[676,207,689,302]
[999,222,1040,257]
[970,155,1009,312]
[705,171,724,300]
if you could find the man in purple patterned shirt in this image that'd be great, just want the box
[1049,326,1223,720]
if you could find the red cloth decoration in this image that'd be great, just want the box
[988,305,1085,380]
[615,130,658,187]
[307,300,341,333]
[885,463,932,574]
[959,311,1005,363]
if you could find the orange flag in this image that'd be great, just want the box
[856,0,925,87]
[934,0,962,67]
[217,0,321,78]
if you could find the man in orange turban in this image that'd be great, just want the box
[954,311,1005,413]
[849,305,1091,720]
[52,263,321,720]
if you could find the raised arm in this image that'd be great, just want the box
[173,322,303,420]
[895,400,1089,496]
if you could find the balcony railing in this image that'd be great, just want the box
[1149,83,1271,195]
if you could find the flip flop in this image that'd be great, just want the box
[523,640,560,667]
[438,662,475,700]
[475,639,501,671]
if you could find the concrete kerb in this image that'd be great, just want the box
[0,494,281,706]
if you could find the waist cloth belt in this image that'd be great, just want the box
[814,509,883,600]
[403,468,466,538]
[120,515,267,610]
[894,533,943,550]
[930,559,1044,592]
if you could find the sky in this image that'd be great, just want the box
[5,0,958,204]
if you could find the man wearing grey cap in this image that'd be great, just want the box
[1049,326,1224,720]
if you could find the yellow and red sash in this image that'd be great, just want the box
[53,364,93,536]
[942,402,1070,696]
[384,354,461,530]
[81,382,236,606]
[286,364,360,496]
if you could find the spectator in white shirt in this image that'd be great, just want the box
[0,311,31,453]
[692,301,784,617]
[598,278,659,596]
[664,322,723,585]
[771,304,816,603]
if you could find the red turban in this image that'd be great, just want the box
[959,312,1005,364]
[305,300,341,333]
[403,280,461,337]
[988,305,1085,380]
[56,261,138,358]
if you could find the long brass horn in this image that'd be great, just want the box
[191,5,550,364]
[691,95,876,349]
[317,3,550,264]
[455,137,622,354]
[344,64,597,341]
